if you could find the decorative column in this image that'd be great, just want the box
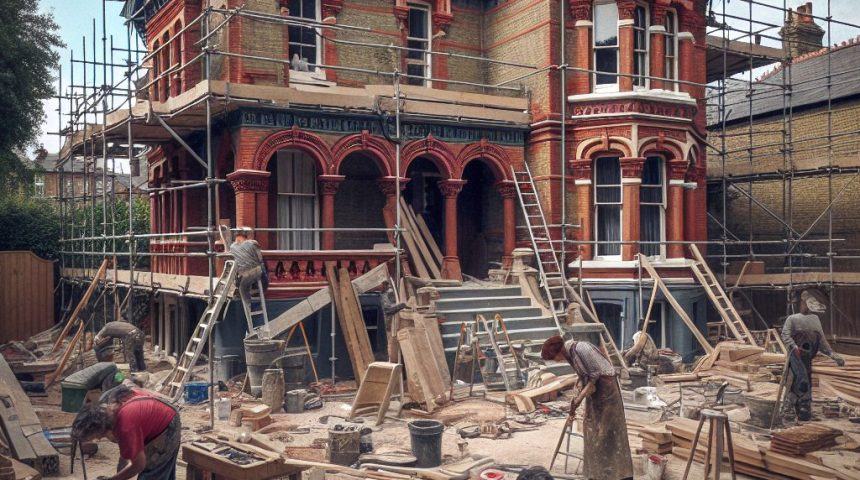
[377,176,410,243]
[666,160,687,259]
[318,175,345,250]
[649,4,668,90]
[571,159,593,260]
[617,0,637,92]
[227,169,271,247]
[438,179,466,280]
[620,157,645,260]
[496,181,517,268]
[569,0,593,95]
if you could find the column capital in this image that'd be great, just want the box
[227,169,271,193]
[569,0,592,22]
[377,176,410,196]
[667,160,689,182]
[318,174,346,195]
[620,157,646,178]
[570,159,593,181]
[617,0,637,20]
[651,2,668,24]
[495,181,517,199]
[437,179,467,198]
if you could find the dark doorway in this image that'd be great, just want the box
[594,302,624,348]
[458,161,503,278]
[335,153,388,249]
[405,157,444,250]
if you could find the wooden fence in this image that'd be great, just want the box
[0,251,55,343]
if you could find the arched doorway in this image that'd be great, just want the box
[405,157,445,250]
[458,160,503,278]
[335,154,388,249]
[267,149,320,249]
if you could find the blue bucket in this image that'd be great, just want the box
[184,382,209,404]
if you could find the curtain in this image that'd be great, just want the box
[277,151,318,250]
[595,158,621,256]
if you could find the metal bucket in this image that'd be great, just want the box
[243,339,285,396]
[278,347,307,391]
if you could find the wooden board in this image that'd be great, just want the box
[413,211,443,265]
[250,263,389,340]
[51,258,108,353]
[0,252,55,345]
[407,312,450,390]
[506,374,578,413]
[397,326,447,411]
[325,263,364,383]
[338,267,375,384]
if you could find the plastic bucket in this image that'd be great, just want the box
[215,397,231,421]
[408,420,444,468]
[60,385,89,413]
[645,454,668,480]
[243,339,285,396]
[184,381,208,404]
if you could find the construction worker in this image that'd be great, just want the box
[230,227,266,311]
[542,336,633,480]
[623,320,659,367]
[781,290,845,421]
[94,322,146,372]
[71,386,180,480]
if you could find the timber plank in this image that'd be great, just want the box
[338,267,375,384]
[51,258,108,353]
[325,263,364,383]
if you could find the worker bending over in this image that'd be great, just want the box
[542,336,633,480]
[71,385,180,480]
[230,227,266,309]
[781,290,845,421]
[94,322,146,372]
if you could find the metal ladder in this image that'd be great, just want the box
[160,260,238,402]
[512,164,567,330]
[688,244,756,345]
[475,314,524,391]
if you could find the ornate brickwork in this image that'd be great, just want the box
[401,134,456,179]
[331,131,395,176]
[495,181,517,199]
[437,179,466,198]
[455,139,514,181]
[620,157,646,178]
[569,0,592,22]
[252,125,333,173]
[318,174,346,195]
[571,100,696,119]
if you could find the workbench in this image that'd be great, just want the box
[182,440,307,480]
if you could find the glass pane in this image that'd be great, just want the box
[642,157,661,186]
[302,0,316,19]
[408,7,428,39]
[596,186,621,204]
[289,0,303,16]
[596,205,621,256]
[406,64,426,85]
[594,2,618,46]
[407,39,426,60]
[595,48,618,85]
[595,157,620,185]
[635,6,646,28]
[640,205,661,256]
[665,12,675,33]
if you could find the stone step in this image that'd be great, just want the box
[434,306,544,323]
[435,286,522,300]
[441,323,559,352]
[438,314,557,336]
[434,296,532,312]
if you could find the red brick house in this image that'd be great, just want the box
[118,0,711,362]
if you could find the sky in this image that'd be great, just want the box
[34,0,860,156]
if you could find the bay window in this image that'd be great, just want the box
[406,3,431,86]
[593,1,619,89]
[288,0,319,70]
[640,156,665,257]
[594,157,622,257]
[664,10,678,88]
[633,5,648,88]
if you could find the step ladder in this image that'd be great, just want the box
[550,419,584,476]
[160,260,238,402]
[474,314,524,391]
[688,244,756,345]
[511,164,568,330]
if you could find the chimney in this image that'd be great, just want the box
[779,2,825,57]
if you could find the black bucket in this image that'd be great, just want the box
[408,420,444,468]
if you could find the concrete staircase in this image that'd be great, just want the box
[433,285,558,354]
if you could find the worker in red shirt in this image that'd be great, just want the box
[71,386,180,480]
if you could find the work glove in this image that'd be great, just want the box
[834,355,846,367]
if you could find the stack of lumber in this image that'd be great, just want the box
[505,374,578,413]
[813,353,860,406]
[659,342,782,390]
[392,309,450,412]
[770,424,842,455]
[667,417,853,479]
[638,425,673,455]
[396,199,443,281]
[0,356,58,475]
[325,263,375,385]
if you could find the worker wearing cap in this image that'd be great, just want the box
[229,227,266,315]
[541,336,633,480]
[94,322,146,372]
[781,290,845,421]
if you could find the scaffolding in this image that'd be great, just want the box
[48,0,860,418]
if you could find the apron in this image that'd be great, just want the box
[118,396,181,480]
[582,376,634,480]
[788,330,820,421]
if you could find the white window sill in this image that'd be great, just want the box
[289,69,335,87]
[568,257,693,269]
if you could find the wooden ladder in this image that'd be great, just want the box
[473,314,524,392]
[565,286,627,371]
[160,260,238,402]
[688,245,756,346]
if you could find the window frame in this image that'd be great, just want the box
[593,156,622,259]
[34,174,45,197]
[663,9,678,90]
[405,2,432,87]
[287,0,322,72]
[592,0,619,92]
[639,156,666,259]
[632,4,649,89]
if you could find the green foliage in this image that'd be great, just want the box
[0,196,61,259]
[0,0,64,195]
[67,197,151,268]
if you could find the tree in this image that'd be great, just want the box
[0,196,61,259]
[0,0,64,196]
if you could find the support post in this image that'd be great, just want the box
[319,175,345,250]
[438,179,466,280]
[620,157,645,260]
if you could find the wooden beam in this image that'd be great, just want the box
[51,258,108,353]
